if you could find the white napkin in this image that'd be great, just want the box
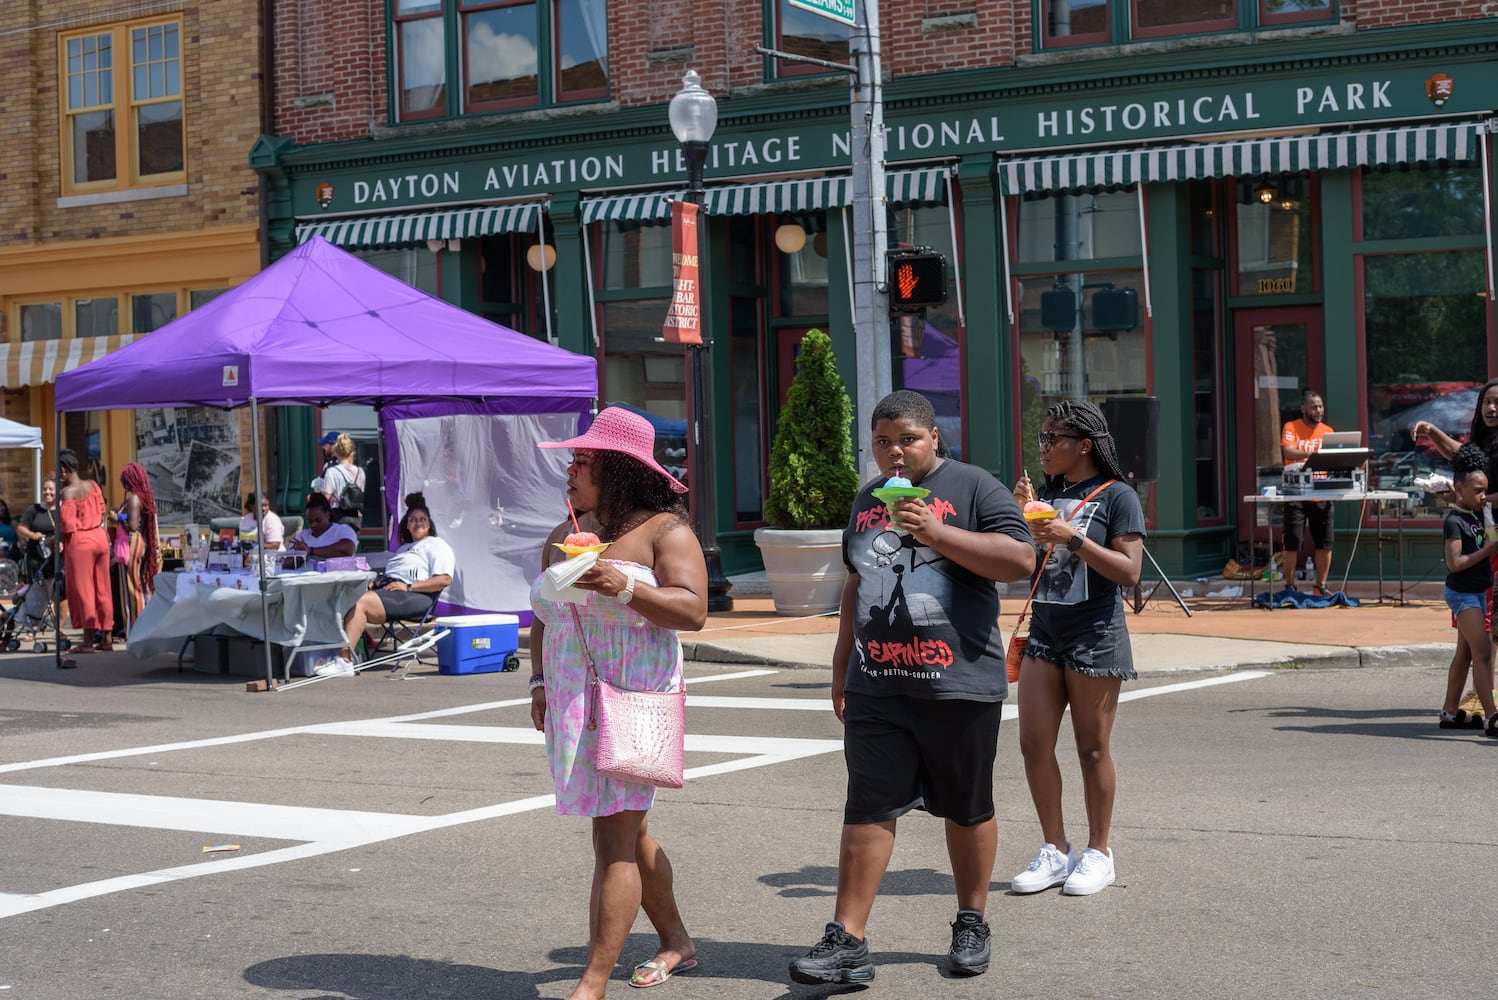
[541,550,598,604]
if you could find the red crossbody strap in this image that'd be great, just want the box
[1013,479,1116,630]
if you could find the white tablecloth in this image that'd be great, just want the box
[126,569,376,659]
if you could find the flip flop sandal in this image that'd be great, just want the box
[629,957,697,989]
[1439,709,1486,729]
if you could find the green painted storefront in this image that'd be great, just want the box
[253,21,1498,583]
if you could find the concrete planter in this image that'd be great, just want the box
[753,527,848,616]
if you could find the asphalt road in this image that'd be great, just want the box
[0,651,1492,999]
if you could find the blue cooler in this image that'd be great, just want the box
[435,614,521,674]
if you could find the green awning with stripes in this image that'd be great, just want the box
[998,120,1485,195]
[296,201,545,247]
[578,165,950,225]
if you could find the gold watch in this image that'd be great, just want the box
[617,575,637,604]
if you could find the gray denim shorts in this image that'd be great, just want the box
[1023,599,1137,680]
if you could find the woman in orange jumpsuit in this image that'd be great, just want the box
[58,448,112,656]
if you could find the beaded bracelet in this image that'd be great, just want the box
[527,674,545,691]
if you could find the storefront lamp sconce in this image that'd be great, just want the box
[425,238,461,254]
[811,231,828,258]
[774,222,807,254]
[1254,177,1277,204]
[526,244,557,272]
[1278,197,1298,213]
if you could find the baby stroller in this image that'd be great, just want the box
[0,540,69,654]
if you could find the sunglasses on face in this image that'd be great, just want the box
[1037,431,1086,449]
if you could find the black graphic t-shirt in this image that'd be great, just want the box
[842,459,1030,702]
[1444,507,1492,594]
[1030,478,1147,631]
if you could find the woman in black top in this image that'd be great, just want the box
[16,478,58,580]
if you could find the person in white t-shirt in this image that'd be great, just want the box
[238,492,286,551]
[290,494,357,559]
[316,492,454,677]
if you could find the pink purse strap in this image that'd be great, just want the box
[1014,479,1115,631]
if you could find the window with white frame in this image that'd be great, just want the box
[390,0,608,122]
[60,17,184,194]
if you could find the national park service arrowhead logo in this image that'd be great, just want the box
[316,182,335,209]
[1426,73,1454,109]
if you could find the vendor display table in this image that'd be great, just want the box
[1241,490,1411,607]
[126,569,375,660]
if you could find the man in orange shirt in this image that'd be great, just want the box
[1279,389,1334,595]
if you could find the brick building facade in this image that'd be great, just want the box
[254,1,1498,581]
[0,1,266,524]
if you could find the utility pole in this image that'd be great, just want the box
[849,0,889,477]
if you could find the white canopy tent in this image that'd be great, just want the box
[0,416,44,500]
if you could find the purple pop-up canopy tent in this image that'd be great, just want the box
[55,237,597,683]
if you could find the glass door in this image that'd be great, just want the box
[1232,307,1324,545]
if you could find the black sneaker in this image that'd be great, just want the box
[948,911,991,976]
[789,921,875,985]
[1486,713,1498,739]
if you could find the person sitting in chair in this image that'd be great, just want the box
[289,494,357,559]
[315,493,454,677]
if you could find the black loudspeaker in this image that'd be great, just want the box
[1101,396,1159,483]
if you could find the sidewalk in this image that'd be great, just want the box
[675,574,1456,673]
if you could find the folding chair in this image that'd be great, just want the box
[366,601,440,666]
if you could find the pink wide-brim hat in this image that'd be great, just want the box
[539,406,688,493]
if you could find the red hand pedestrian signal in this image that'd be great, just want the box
[897,263,919,300]
[888,252,947,312]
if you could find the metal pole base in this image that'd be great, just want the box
[1131,544,1192,617]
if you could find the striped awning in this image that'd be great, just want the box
[296,201,546,247]
[0,334,138,389]
[578,165,951,224]
[998,120,1485,195]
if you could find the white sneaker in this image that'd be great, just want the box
[1011,842,1078,894]
[313,655,357,677]
[1061,847,1115,896]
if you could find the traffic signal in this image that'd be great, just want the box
[888,252,947,312]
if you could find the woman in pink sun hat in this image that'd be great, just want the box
[529,405,706,996]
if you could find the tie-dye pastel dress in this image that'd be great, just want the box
[529,561,684,817]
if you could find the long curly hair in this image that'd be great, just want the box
[1042,398,1129,491]
[1469,379,1498,454]
[119,462,159,586]
[590,449,690,541]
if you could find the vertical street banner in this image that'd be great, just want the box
[662,200,702,345]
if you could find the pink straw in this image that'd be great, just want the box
[566,497,581,534]
[894,463,903,478]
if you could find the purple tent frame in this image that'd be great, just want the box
[54,237,597,685]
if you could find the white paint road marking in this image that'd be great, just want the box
[0,669,1268,920]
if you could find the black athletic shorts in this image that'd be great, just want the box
[375,588,437,620]
[1282,500,1334,550]
[842,691,1002,827]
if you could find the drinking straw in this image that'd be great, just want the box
[566,497,581,534]
[894,463,903,478]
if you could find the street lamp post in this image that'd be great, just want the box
[669,70,732,612]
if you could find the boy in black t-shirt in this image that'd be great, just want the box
[1439,444,1498,735]
[789,392,1035,985]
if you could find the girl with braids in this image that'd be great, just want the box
[1436,443,1498,736]
[117,462,159,625]
[1011,398,1145,896]
[530,406,706,997]
[1414,378,1498,637]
